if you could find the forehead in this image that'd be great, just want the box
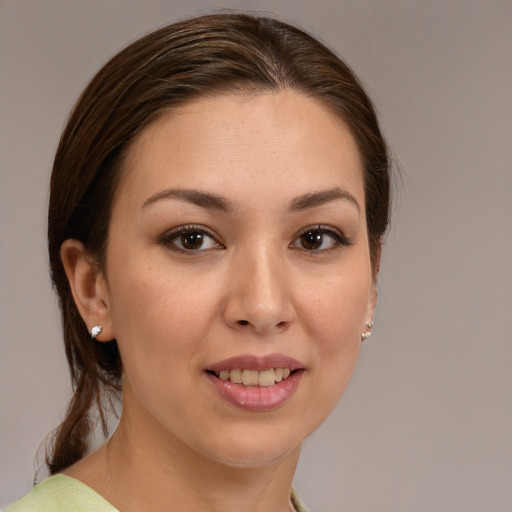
[116,90,364,209]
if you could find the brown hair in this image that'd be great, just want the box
[46,13,392,473]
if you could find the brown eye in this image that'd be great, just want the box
[299,230,324,250]
[291,226,349,252]
[159,226,222,253]
[180,231,205,250]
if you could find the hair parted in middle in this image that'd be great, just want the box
[47,13,392,474]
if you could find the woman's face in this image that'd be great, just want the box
[101,90,376,467]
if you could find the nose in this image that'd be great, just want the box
[222,246,296,335]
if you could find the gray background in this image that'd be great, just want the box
[1,0,511,510]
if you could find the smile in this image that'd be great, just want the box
[212,368,293,387]
[205,354,304,410]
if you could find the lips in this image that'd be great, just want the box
[215,367,292,387]
[205,354,304,410]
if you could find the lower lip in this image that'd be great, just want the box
[205,371,304,411]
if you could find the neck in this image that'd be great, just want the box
[66,406,300,512]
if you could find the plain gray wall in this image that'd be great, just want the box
[1,0,511,510]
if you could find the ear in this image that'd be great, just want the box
[60,239,115,342]
[363,245,382,331]
[365,283,378,323]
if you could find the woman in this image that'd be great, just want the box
[8,13,391,512]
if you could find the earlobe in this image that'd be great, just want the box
[60,239,114,342]
[361,281,378,342]
[361,244,382,341]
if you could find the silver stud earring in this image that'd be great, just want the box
[90,324,103,340]
[361,319,373,342]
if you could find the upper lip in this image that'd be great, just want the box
[206,353,304,373]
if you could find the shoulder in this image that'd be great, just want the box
[291,487,310,512]
[6,475,118,512]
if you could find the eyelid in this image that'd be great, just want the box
[157,223,351,254]
[158,224,225,253]
[291,224,352,250]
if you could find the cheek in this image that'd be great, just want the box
[301,269,371,345]
[108,259,218,337]
[106,268,204,409]
[299,269,371,408]
[105,262,220,389]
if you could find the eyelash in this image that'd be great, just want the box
[158,224,224,255]
[290,225,352,254]
[158,224,351,255]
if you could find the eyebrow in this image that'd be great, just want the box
[289,187,360,212]
[142,188,235,212]
[141,186,359,213]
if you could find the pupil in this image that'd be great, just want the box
[302,231,322,250]
[181,232,203,249]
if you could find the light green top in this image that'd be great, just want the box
[7,474,309,512]
[6,475,116,512]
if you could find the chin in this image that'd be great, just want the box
[189,416,315,470]
[205,439,302,469]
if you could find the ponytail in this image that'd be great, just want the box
[44,298,121,473]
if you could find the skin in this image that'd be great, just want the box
[61,90,377,512]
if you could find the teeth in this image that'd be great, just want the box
[215,368,294,386]
[230,369,243,384]
[242,369,259,386]
[258,369,275,387]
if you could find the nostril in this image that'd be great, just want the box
[277,321,287,328]
[238,320,249,326]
